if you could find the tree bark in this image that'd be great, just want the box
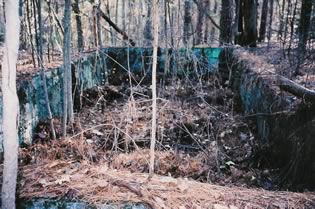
[96,3,103,48]
[149,0,159,178]
[183,0,192,45]
[278,0,286,39]
[63,0,73,137]
[1,0,20,208]
[36,0,56,140]
[219,0,234,44]
[195,0,205,45]
[258,0,268,42]
[243,0,257,47]
[267,0,274,48]
[144,0,152,46]
[235,0,243,44]
[73,0,84,52]
[26,0,35,67]
[296,0,313,74]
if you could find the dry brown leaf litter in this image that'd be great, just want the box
[16,160,315,209]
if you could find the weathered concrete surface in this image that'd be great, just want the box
[0,47,221,148]
[219,48,315,190]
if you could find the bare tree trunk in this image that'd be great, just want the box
[144,0,152,46]
[1,0,20,208]
[258,0,268,42]
[93,5,98,47]
[149,0,159,178]
[36,0,56,140]
[114,0,119,46]
[204,0,210,43]
[243,0,257,47]
[96,3,103,48]
[296,0,313,75]
[167,0,174,47]
[33,0,56,140]
[288,0,298,57]
[26,0,35,67]
[278,0,286,40]
[122,0,126,31]
[63,0,73,137]
[235,0,243,44]
[267,0,274,48]
[106,0,114,45]
[282,0,291,51]
[220,0,234,44]
[183,0,192,45]
[195,0,205,45]
[73,0,84,52]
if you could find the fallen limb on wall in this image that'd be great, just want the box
[277,75,315,102]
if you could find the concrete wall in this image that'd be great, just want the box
[219,48,315,190]
[0,47,221,148]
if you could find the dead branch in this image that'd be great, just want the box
[97,8,136,46]
[192,0,221,31]
[111,179,143,197]
[277,76,315,102]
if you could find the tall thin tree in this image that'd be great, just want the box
[149,0,159,178]
[195,0,205,45]
[296,0,313,75]
[267,0,274,48]
[63,0,73,137]
[144,0,152,46]
[258,0,268,42]
[183,0,192,45]
[36,0,57,140]
[73,0,84,52]
[1,0,20,208]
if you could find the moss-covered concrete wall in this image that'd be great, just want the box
[219,48,315,190]
[0,47,221,149]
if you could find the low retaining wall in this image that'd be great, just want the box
[0,47,221,148]
[219,48,315,190]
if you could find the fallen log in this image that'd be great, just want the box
[277,75,315,102]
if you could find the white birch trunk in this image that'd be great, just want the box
[1,0,20,208]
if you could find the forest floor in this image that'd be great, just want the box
[18,76,315,208]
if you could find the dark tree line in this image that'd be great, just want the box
[219,0,314,73]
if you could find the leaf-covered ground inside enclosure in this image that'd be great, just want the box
[20,77,293,191]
